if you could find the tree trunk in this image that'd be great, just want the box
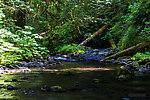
[101,39,150,61]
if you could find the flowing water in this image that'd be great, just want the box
[0,61,150,100]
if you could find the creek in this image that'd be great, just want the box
[0,61,150,100]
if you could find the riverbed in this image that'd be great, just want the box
[0,61,150,100]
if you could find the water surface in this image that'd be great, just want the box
[0,61,150,100]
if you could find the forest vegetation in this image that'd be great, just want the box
[0,0,150,67]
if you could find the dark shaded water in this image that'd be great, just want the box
[0,61,150,100]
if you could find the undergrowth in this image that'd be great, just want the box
[0,7,49,66]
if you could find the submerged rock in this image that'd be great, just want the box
[50,86,64,92]
[24,90,35,95]
[117,66,135,80]
[41,85,65,92]
[0,84,4,88]
[12,79,18,82]
[41,85,50,92]
[4,79,18,82]
[20,77,28,80]
[6,85,18,90]
[93,78,101,83]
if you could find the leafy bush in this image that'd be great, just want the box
[0,6,49,66]
[55,43,85,54]
[131,52,150,60]
[1,0,149,66]
[109,0,150,49]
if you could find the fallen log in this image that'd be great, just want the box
[79,15,117,46]
[101,39,150,61]
[79,23,109,45]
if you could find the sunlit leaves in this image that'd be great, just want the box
[0,4,49,65]
[132,52,150,60]
[56,43,85,54]
[108,0,150,50]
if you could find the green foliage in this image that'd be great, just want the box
[118,25,140,49]
[55,44,85,54]
[0,29,21,65]
[4,0,115,49]
[131,52,150,60]
[2,0,129,51]
[0,5,49,66]
[108,0,150,49]
[48,20,76,48]
[1,0,149,61]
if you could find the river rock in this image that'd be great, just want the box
[50,86,64,92]
[20,77,28,80]
[54,57,67,61]
[41,85,50,92]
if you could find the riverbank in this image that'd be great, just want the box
[0,47,149,76]
[61,48,150,75]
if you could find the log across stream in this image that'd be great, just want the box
[0,61,150,100]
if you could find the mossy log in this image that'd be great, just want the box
[102,39,150,61]
[108,37,117,49]
[145,62,150,67]
[79,24,109,46]
[79,16,117,46]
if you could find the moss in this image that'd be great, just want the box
[93,78,101,83]
[117,56,131,60]
[50,86,63,92]
[145,62,150,67]
[132,52,150,61]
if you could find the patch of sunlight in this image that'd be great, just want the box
[0,74,18,99]
[43,67,114,72]
[0,90,16,99]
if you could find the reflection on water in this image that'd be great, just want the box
[0,61,150,100]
